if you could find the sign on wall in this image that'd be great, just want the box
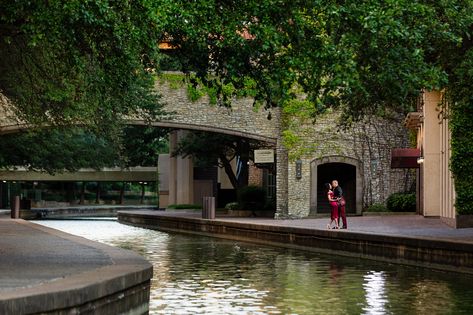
[254,149,275,163]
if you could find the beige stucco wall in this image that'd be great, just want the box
[419,91,456,221]
[421,92,442,217]
[440,110,456,222]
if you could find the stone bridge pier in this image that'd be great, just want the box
[151,78,288,217]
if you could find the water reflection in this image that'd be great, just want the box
[34,220,473,315]
[363,271,387,315]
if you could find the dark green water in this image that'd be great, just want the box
[35,219,473,315]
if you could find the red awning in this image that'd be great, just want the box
[391,148,421,168]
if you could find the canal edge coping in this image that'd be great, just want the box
[0,219,153,314]
[117,211,473,275]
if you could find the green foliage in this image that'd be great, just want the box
[157,0,460,115]
[0,0,163,132]
[0,128,119,173]
[0,125,168,172]
[386,193,416,212]
[237,185,266,211]
[224,202,240,210]
[186,84,207,102]
[365,203,388,213]
[446,50,473,214]
[158,72,257,105]
[168,204,203,210]
[122,126,169,167]
[157,0,473,214]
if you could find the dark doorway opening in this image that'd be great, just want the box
[316,163,356,213]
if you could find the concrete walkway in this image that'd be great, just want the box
[128,210,473,243]
[118,210,473,274]
[0,217,152,314]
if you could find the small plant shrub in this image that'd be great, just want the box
[365,203,388,212]
[224,202,240,210]
[263,199,276,211]
[386,192,416,212]
[237,185,266,211]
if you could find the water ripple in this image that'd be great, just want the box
[35,220,473,315]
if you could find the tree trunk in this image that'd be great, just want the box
[237,140,250,188]
[95,182,101,204]
[140,182,145,204]
[80,182,85,204]
[119,181,125,205]
[220,154,239,190]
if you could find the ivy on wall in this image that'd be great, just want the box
[157,72,258,105]
[450,100,473,214]
[281,99,343,161]
[448,50,473,215]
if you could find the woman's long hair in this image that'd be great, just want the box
[324,183,331,192]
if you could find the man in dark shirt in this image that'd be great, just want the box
[332,180,347,229]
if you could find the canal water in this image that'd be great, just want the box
[34,219,473,315]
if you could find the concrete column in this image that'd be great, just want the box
[176,131,194,204]
[168,130,194,205]
[168,131,178,205]
[422,91,442,217]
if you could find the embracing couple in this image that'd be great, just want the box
[325,180,347,230]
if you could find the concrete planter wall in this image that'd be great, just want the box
[456,214,473,228]
[227,209,276,218]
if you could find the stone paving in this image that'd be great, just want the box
[0,218,111,292]
[0,215,152,314]
[140,210,473,244]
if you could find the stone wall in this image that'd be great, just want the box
[0,76,414,218]
[284,110,415,217]
[152,79,415,218]
[154,76,280,143]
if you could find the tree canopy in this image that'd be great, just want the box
[158,0,473,213]
[2,1,473,212]
[0,0,163,131]
[0,126,168,172]
[158,0,469,118]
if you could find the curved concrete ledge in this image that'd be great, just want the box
[118,211,473,274]
[20,205,159,220]
[0,219,152,314]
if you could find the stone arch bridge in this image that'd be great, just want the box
[0,74,411,218]
[0,77,290,217]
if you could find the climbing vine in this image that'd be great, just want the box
[157,72,258,105]
[446,50,473,214]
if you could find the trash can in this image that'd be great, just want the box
[202,196,215,219]
[10,195,20,219]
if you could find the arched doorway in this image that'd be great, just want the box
[310,156,363,215]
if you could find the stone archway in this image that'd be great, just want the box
[310,156,363,215]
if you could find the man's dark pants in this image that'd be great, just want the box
[338,204,347,229]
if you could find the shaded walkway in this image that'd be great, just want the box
[0,218,152,314]
[123,211,473,243]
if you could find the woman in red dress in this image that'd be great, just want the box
[325,183,339,229]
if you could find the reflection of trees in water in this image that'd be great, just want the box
[162,236,473,315]
[163,236,371,314]
[35,221,473,314]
